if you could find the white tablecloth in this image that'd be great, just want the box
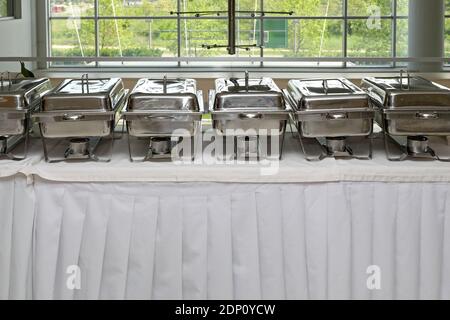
[0,176,34,300]
[1,135,450,300]
[30,181,450,300]
[16,133,450,183]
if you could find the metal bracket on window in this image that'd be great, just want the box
[170,10,228,17]
[170,0,293,55]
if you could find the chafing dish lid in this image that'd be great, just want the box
[128,78,200,111]
[364,76,447,92]
[0,78,51,109]
[215,77,281,93]
[56,78,121,94]
[214,77,286,110]
[362,76,450,109]
[132,78,196,95]
[287,78,370,111]
[43,78,125,111]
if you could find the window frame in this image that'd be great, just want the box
[45,0,408,69]
[445,7,450,65]
[0,0,19,20]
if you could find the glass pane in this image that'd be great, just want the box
[348,0,392,16]
[182,0,260,15]
[183,0,226,12]
[347,18,392,58]
[50,19,95,66]
[263,19,343,67]
[396,18,408,58]
[0,0,9,17]
[49,0,95,17]
[397,0,408,16]
[98,19,177,57]
[264,19,342,58]
[98,0,177,16]
[180,19,260,67]
[446,18,450,58]
[265,0,343,17]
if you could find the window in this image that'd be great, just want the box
[446,0,450,60]
[0,0,13,18]
[47,0,409,68]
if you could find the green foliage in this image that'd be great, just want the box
[51,47,163,57]
[0,0,8,17]
[48,0,414,61]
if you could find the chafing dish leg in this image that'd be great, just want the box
[380,114,408,161]
[292,121,326,161]
[0,137,7,155]
[355,136,373,160]
[0,119,29,161]
[383,133,408,161]
[93,135,114,163]
[278,121,288,160]
[126,122,138,163]
[288,119,297,139]
[435,153,450,162]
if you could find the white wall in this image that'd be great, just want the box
[0,0,35,72]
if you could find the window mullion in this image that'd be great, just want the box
[95,0,99,67]
[392,0,397,68]
[343,0,348,68]
[260,0,264,67]
[177,0,181,67]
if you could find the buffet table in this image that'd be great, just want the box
[1,134,450,300]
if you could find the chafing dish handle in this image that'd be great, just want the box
[239,113,263,119]
[326,113,348,120]
[281,89,295,111]
[62,114,85,121]
[197,90,205,113]
[208,90,216,114]
[415,112,439,120]
[144,115,177,120]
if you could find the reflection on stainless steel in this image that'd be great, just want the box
[361,72,450,161]
[211,74,289,160]
[122,78,203,162]
[285,78,374,161]
[0,77,52,160]
[33,75,127,163]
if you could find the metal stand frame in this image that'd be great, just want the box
[381,115,450,162]
[290,118,373,161]
[214,121,287,161]
[0,112,32,161]
[39,120,116,163]
[125,121,200,163]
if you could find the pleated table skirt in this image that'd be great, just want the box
[1,177,450,299]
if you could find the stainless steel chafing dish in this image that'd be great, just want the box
[33,74,127,162]
[210,72,289,160]
[122,77,203,161]
[361,71,450,161]
[284,78,374,161]
[0,74,52,160]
